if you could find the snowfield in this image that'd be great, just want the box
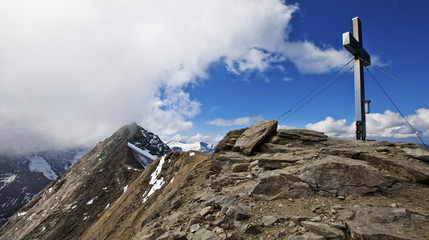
[27,155,58,180]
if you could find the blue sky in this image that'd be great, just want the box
[184,0,429,145]
[0,0,428,154]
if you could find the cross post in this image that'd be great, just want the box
[343,17,371,140]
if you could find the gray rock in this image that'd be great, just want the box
[225,205,250,220]
[171,195,182,209]
[189,224,200,233]
[244,224,262,235]
[262,215,278,226]
[336,210,354,221]
[301,221,345,239]
[402,147,429,163]
[225,232,244,240]
[346,207,429,240]
[287,232,325,240]
[233,120,278,156]
[277,129,328,142]
[231,163,250,172]
[199,206,212,217]
[298,156,395,197]
[191,228,220,240]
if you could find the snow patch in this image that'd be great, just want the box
[17,212,27,217]
[27,155,58,180]
[105,203,110,209]
[87,198,94,205]
[127,142,157,160]
[189,152,196,157]
[0,174,18,191]
[142,156,166,203]
[123,185,128,192]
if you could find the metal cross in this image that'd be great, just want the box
[343,17,371,140]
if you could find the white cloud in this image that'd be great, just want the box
[207,115,264,127]
[281,41,351,74]
[306,117,354,138]
[0,0,362,154]
[305,109,429,139]
[278,124,296,130]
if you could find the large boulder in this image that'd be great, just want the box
[346,206,429,240]
[298,156,395,197]
[250,156,396,200]
[402,147,429,163]
[233,120,278,156]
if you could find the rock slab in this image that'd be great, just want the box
[233,120,277,156]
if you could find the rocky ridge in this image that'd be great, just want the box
[1,120,429,239]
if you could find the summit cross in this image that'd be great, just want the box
[343,17,371,140]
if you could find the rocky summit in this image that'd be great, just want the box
[1,120,429,240]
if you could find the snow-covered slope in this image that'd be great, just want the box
[127,123,171,168]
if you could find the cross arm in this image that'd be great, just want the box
[342,32,371,66]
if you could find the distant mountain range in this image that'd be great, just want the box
[167,140,216,153]
[0,148,88,226]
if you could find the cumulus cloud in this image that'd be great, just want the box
[305,109,429,139]
[207,115,264,127]
[278,124,296,129]
[0,0,355,154]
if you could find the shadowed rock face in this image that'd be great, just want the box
[2,120,429,240]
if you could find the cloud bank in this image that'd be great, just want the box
[0,0,352,154]
[306,108,429,139]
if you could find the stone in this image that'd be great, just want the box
[287,232,325,240]
[301,221,345,239]
[189,224,200,233]
[244,224,262,235]
[231,163,250,172]
[336,210,354,221]
[213,216,233,230]
[171,195,183,209]
[233,120,278,156]
[262,215,278,226]
[298,156,395,197]
[157,231,187,240]
[310,216,322,222]
[275,231,287,238]
[226,205,250,220]
[346,207,429,240]
[402,147,429,163]
[225,232,244,240]
[277,129,328,142]
[199,206,212,217]
[191,228,220,240]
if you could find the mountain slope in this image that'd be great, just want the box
[0,123,170,240]
[2,120,429,239]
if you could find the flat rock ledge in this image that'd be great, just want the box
[251,156,396,200]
